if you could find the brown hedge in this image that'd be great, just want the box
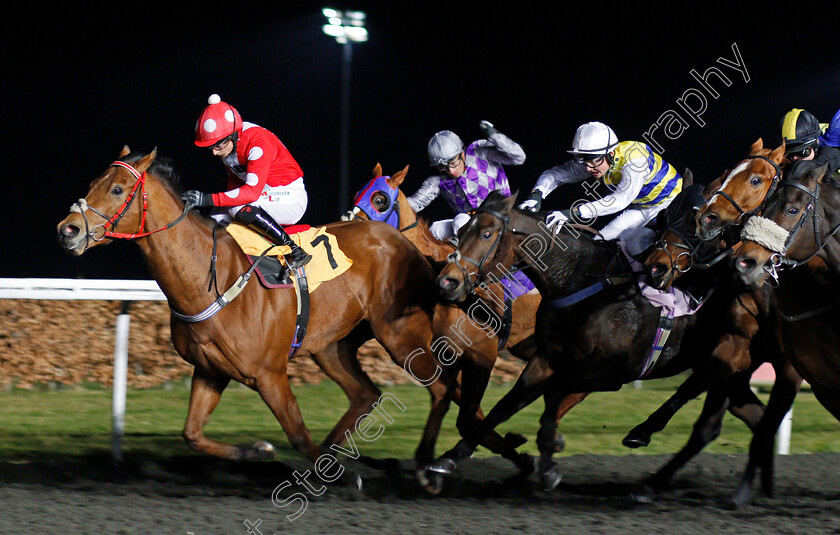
[0,300,523,390]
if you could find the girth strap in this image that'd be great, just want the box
[638,307,676,379]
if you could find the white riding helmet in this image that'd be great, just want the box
[568,122,619,158]
[428,130,464,166]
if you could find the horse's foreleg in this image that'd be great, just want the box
[453,356,554,462]
[624,328,753,449]
[182,370,272,461]
[451,352,534,471]
[638,382,732,502]
[255,368,324,463]
[730,360,801,509]
[536,383,566,490]
[309,339,382,451]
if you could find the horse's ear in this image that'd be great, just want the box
[135,148,158,173]
[750,138,764,154]
[682,168,694,187]
[119,145,131,158]
[389,165,409,188]
[702,174,724,199]
[770,139,786,165]
[503,190,519,211]
[372,163,383,177]
[813,163,830,183]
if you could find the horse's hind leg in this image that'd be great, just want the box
[309,336,382,451]
[182,369,273,461]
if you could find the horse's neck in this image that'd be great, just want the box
[398,199,454,261]
[404,223,454,262]
[135,188,244,306]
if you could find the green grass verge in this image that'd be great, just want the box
[0,375,837,462]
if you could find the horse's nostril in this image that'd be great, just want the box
[438,277,457,291]
[702,213,718,227]
[61,224,80,238]
[736,257,756,273]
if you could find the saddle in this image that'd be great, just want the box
[225,223,353,292]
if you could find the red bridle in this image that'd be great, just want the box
[71,159,188,249]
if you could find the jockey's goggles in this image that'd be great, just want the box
[785,146,814,160]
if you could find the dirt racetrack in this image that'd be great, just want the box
[2,452,839,535]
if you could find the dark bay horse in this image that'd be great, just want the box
[348,165,587,484]
[55,147,456,475]
[434,192,758,492]
[734,161,840,420]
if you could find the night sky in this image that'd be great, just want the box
[4,4,839,280]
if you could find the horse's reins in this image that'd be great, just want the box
[445,206,513,294]
[764,179,840,271]
[70,160,190,250]
[71,159,294,327]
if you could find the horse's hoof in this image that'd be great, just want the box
[630,483,655,504]
[415,466,432,487]
[239,440,276,461]
[517,455,537,475]
[428,457,457,475]
[349,472,363,491]
[728,484,752,510]
[424,470,444,495]
[541,467,562,491]
[622,430,651,449]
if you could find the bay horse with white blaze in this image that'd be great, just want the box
[56,147,456,475]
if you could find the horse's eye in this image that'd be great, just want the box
[750,176,761,186]
[111,186,123,196]
[481,230,492,239]
[787,207,799,216]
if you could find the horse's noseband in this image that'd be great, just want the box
[445,207,510,292]
[70,159,188,251]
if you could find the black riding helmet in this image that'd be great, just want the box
[780,108,822,153]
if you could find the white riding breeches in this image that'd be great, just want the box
[211,178,308,225]
[429,212,472,240]
[600,203,669,257]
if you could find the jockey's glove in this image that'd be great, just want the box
[479,120,497,139]
[545,209,572,232]
[182,190,215,208]
[518,190,543,212]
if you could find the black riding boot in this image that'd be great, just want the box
[235,206,312,269]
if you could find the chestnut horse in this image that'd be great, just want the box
[434,191,765,492]
[56,147,462,476]
[643,183,802,508]
[348,165,587,484]
[695,138,787,241]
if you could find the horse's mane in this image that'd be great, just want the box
[120,151,183,194]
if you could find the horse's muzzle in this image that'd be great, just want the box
[56,216,88,256]
[436,274,466,303]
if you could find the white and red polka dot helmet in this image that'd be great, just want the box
[194,94,243,147]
